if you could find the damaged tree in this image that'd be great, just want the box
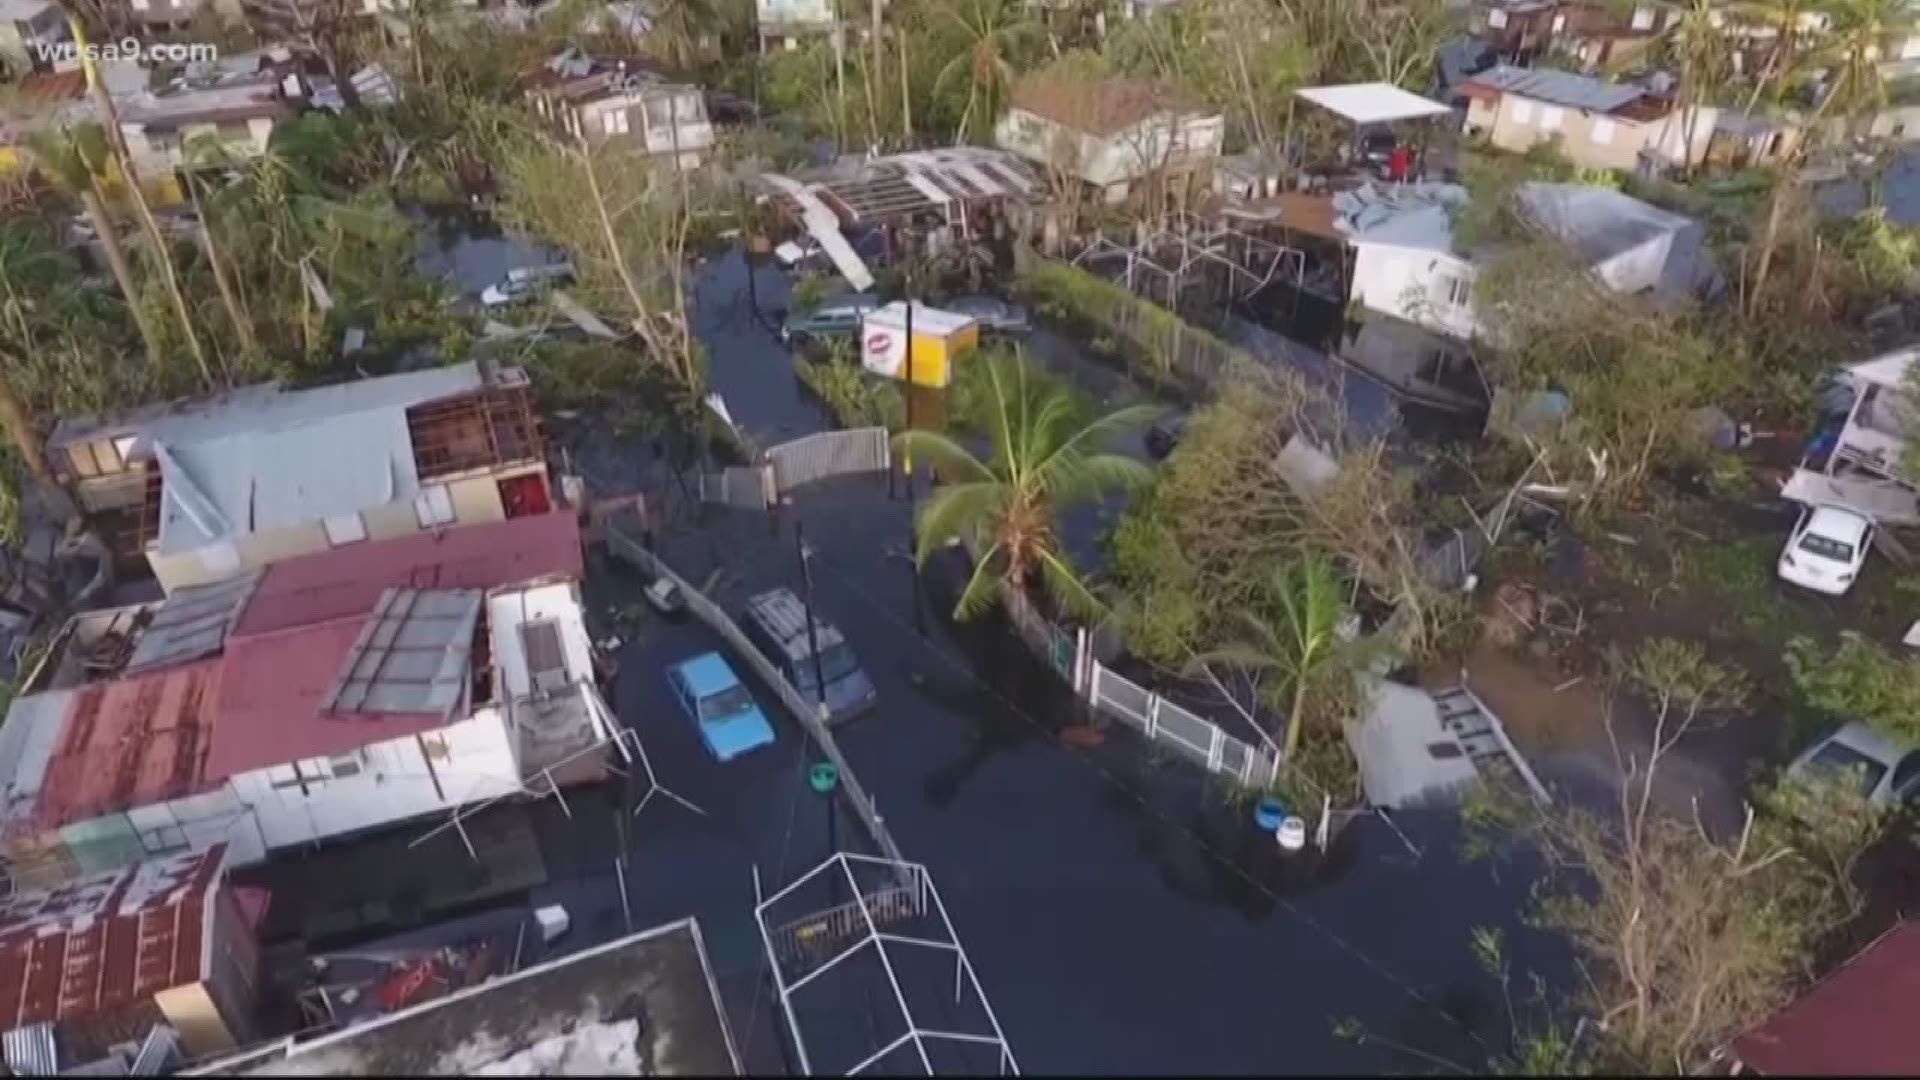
[496,131,703,392]
[1468,639,1889,1074]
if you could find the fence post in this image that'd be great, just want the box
[1146,694,1160,738]
[1207,727,1222,772]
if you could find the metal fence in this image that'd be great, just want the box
[768,428,891,492]
[604,526,912,885]
[1085,661,1282,789]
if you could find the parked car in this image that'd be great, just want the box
[480,263,576,307]
[781,297,880,346]
[944,295,1033,335]
[740,588,877,722]
[1145,413,1189,460]
[1777,505,1874,596]
[1785,722,1920,806]
[666,652,776,761]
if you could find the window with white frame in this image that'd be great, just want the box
[323,513,367,546]
[1539,106,1565,132]
[1591,118,1617,145]
[414,484,456,528]
[602,109,631,136]
[1511,99,1535,125]
[1487,7,1508,28]
[1551,12,1566,32]
[1631,5,1654,29]
[1438,275,1472,309]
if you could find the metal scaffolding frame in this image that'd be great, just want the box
[1070,212,1310,310]
[754,853,1018,1076]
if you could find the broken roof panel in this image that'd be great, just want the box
[31,661,220,832]
[1294,83,1452,126]
[322,589,481,718]
[123,572,263,675]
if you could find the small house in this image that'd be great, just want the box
[0,0,68,80]
[526,48,712,169]
[994,68,1223,206]
[1333,180,1704,409]
[0,845,262,1067]
[48,363,556,593]
[0,511,621,886]
[1461,65,1733,175]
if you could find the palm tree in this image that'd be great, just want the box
[896,354,1156,622]
[1185,551,1363,760]
[25,125,162,368]
[1634,0,1737,176]
[1734,0,1829,111]
[931,0,1043,142]
[649,0,721,72]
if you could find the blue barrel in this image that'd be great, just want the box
[1254,797,1287,831]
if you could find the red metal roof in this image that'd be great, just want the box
[28,512,584,830]
[33,661,222,831]
[1733,921,1920,1075]
[204,618,454,784]
[232,511,583,638]
[0,845,227,1033]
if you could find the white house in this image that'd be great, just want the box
[527,48,713,168]
[755,0,834,44]
[0,511,620,892]
[1335,180,1705,408]
[994,69,1223,204]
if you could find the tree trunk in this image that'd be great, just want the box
[187,173,257,369]
[78,184,163,366]
[0,360,55,496]
[1283,672,1309,760]
[898,27,913,146]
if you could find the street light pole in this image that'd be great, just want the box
[796,520,828,706]
[809,761,840,861]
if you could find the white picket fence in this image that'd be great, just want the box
[1076,641,1282,789]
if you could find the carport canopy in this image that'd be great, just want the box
[1294,83,1452,126]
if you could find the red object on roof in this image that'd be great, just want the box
[232,511,582,638]
[0,845,226,1033]
[34,661,221,831]
[1733,922,1920,1075]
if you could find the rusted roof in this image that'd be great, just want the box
[1733,922,1920,1075]
[1009,69,1198,137]
[0,845,227,1034]
[33,660,222,831]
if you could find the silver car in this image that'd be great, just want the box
[945,296,1032,335]
[1785,721,1920,806]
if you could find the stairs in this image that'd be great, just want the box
[1430,686,1521,788]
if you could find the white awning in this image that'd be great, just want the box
[1781,467,1920,526]
[1295,83,1452,126]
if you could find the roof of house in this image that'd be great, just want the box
[6,512,584,835]
[190,917,739,1076]
[761,147,1040,227]
[1294,83,1453,126]
[145,365,491,557]
[1733,921,1920,1074]
[1459,64,1647,114]
[118,83,290,130]
[0,846,228,1036]
[1335,180,1694,267]
[233,509,584,638]
[1009,69,1202,136]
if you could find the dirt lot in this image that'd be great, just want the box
[1431,485,1918,828]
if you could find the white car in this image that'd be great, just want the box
[480,263,575,307]
[1777,505,1873,596]
[1785,722,1920,807]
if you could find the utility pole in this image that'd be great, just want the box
[809,761,840,862]
[796,520,829,706]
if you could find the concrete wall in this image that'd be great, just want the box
[1348,241,1481,339]
[1468,93,1717,173]
[148,462,544,593]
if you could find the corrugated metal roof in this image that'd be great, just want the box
[1462,65,1644,114]
[3,1021,58,1076]
[232,511,584,639]
[0,691,76,835]
[0,847,226,1037]
[123,572,262,675]
[1733,922,1920,1074]
[33,661,220,830]
[1294,83,1452,126]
